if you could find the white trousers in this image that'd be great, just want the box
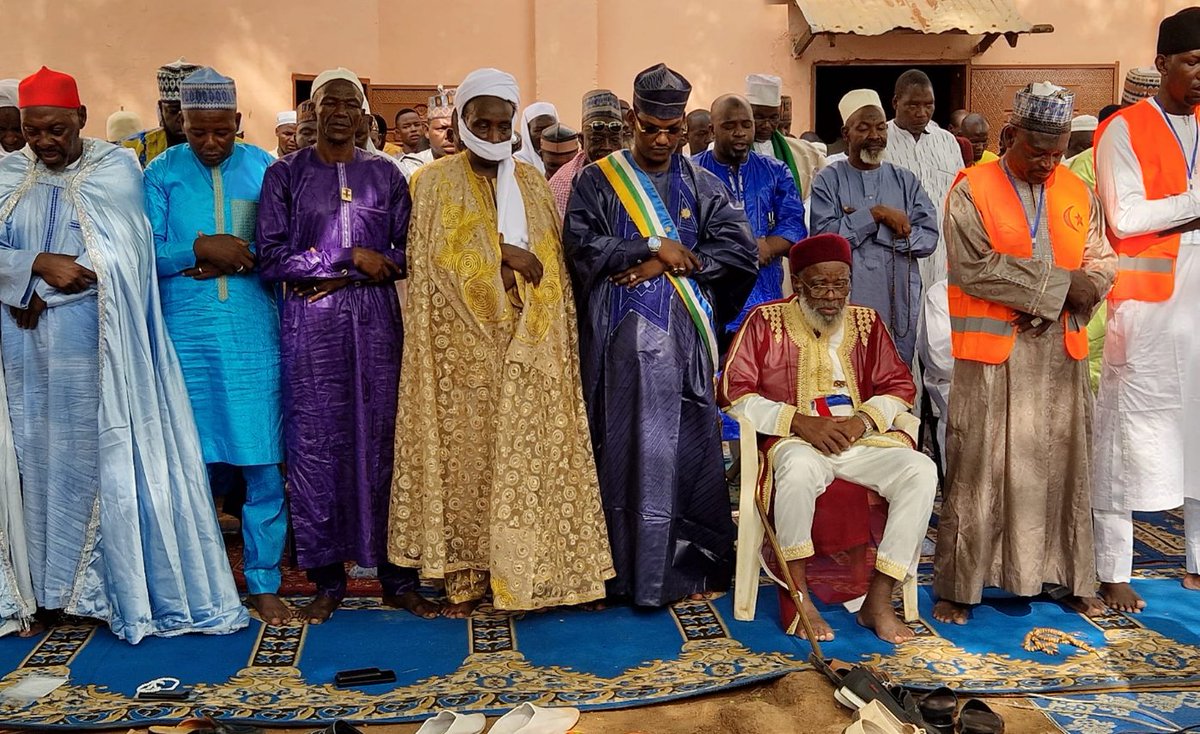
[1094,498,1200,582]
[772,441,938,581]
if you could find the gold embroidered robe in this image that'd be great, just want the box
[387,153,614,609]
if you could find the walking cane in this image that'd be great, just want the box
[755,500,842,684]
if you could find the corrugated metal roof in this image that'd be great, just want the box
[794,0,1035,36]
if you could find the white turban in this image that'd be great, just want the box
[514,101,558,175]
[745,73,782,107]
[839,88,884,125]
[456,68,529,250]
[0,79,18,108]
[276,110,297,128]
[312,67,365,100]
[106,110,142,142]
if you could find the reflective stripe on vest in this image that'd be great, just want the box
[948,161,1091,364]
[1096,99,1197,303]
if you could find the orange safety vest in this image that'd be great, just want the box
[1096,99,1200,302]
[947,161,1090,364]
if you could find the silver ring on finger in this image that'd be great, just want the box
[237,265,246,273]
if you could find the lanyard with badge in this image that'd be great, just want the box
[1153,97,1199,189]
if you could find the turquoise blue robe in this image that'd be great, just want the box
[144,143,284,467]
[144,142,287,595]
[0,142,248,643]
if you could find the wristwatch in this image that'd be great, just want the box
[855,412,875,437]
[648,236,662,255]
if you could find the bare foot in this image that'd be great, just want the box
[248,593,292,626]
[383,591,440,619]
[687,592,716,601]
[1184,574,1200,591]
[17,621,45,638]
[792,595,835,642]
[1063,595,1107,617]
[857,574,915,644]
[932,599,971,624]
[1099,581,1146,613]
[300,595,339,624]
[580,599,607,612]
[441,598,483,619]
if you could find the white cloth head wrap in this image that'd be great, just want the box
[0,79,18,108]
[1070,114,1098,132]
[513,101,558,175]
[838,88,884,125]
[276,110,297,127]
[456,68,529,249]
[745,73,783,107]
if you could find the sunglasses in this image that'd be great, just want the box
[633,116,687,137]
[588,120,625,133]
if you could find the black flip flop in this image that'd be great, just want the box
[958,699,1005,734]
[918,686,958,734]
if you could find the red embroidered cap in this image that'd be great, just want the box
[19,67,81,109]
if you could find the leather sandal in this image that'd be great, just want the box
[917,687,958,734]
[958,699,1004,734]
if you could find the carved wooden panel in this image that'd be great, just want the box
[969,65,1118,147]
[368,85,440,144]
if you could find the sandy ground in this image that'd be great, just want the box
[56,672,1055,734]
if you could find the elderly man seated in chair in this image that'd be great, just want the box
[719,233,937,644]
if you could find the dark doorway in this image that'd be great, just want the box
[812,63,968,145]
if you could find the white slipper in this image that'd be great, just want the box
[416,710,487,734]
[488,703,580,734]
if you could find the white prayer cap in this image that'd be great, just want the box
[275,110,297,128]
[311,67,365,99]
[745,73,783,107]
[838,89,884,124]
[106,109,142,142]
[0,79,18,108]
[1071,114,1098,132]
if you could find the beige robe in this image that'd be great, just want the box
[387,153,614,609]
[933,170,1116,604]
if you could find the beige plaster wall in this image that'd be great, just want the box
[0,0,1183,148]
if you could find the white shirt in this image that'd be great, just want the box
[1095,113,1200,245]
[884,120,963,285]
[396,148,435,180]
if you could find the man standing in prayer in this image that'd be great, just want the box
[539,122,579,180]
[685,109,713,155]
[157,59,201,149]
[721,234,937,643]
[273,110,297,158]
[257,67,433,624]
[960,113,998,166]
[932,82,1116,624]
[389,68,614,617]
[515,102,558,177]
[564,63,758,606]
[426,87,457,161]
[886,69,964,288]
[745,73,825,198]
[295,100,317,150]
[1067,114,1098,160]
[694,94,807,334]
[0,66,248,643]
[549,90,624,217]
[144,67,289,625]
[810,89,938,365]
[0,80,23,155]
[1093,8,1200,612]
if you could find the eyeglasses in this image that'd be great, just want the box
[632,116,687,137]
[588,120,625,133]
[799,279,851,297]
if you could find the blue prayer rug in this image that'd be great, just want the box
[1033,690,1200,733]
[0,592,805,728]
